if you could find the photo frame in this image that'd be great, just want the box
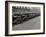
[5,1,45,36]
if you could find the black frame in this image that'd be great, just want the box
[5,1,45,36]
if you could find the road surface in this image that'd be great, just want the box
[12,16,40,30]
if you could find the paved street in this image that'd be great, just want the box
[12,16,40,30]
